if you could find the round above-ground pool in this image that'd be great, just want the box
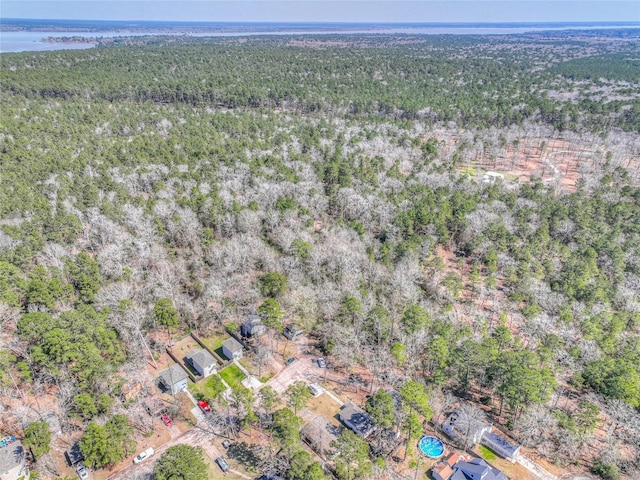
[418,435,445,458]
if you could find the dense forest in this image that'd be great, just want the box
[0,31,639,480]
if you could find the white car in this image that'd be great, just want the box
[76,464,89,480]
[133,447,155,464]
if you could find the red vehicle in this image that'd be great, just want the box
[198,400,211,413]
[161,413,172,426]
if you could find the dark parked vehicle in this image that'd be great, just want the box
[215,456,230,473]
[284,357,296,366]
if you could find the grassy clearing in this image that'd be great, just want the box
[189,374,227,400]
[219,363,247,388]
[199,331,229,353]
[478,444,498,461]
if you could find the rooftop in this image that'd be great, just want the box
[482,430,520,457]
[158,363,189,386]
[222,337,242,353]
[338,402,376,437]
[187,348,217,368]
[449,457,507,480]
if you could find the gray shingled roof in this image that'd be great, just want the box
[339,402,375,436]
[222,337,242,353]
[450,458,507,480]
[159,363,188,386]
[187,348,217,368]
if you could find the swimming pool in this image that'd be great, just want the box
[418,435,445,458]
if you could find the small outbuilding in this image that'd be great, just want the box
[283,325,303,340]
[338,402,376,437]
[187,348,218,378]
[0,437,28,480]
[222,338,243,361]
[241,315,266,338]
[158,363,189,395]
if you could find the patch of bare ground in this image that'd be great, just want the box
[427,132,640,192]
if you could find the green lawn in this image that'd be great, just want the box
[189,374,227,400]
[219,363,247,388]
[199,331,228,353]
[478,444,498,461]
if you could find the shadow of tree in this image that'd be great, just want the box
[226,442,265,470]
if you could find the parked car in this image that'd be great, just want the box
[161,413,172,426]
[317,358,327,368]
[133,447,154,464]
[284,357,296,366]
[308,383,323,397]
[222,439,231,449]
[76,464,89,480]
[215,456,230,473]
[198,399,211,413]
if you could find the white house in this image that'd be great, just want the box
[158,363,189,395]
[187,348,218,378]
[222,337,243,361]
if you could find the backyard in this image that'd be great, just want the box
[219,363,247,388]
[190,375,227,401]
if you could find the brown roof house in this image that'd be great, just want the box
[0,437,29,480]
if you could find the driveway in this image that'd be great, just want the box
[262,334,346,396]
[108,400,250,480]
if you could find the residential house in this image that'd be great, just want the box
[442,410,492,446]
[441,410,521,462]
[241,315,266,338]
[432,452,460,480]
[481,431,521,462]
[158,363,189,395]
[0,437,28,480]
[222,338,243,361]
[187,348,218,378]
[433,456,507,480]
[338,402,376,437]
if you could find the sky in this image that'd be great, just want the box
[2,1,639,23]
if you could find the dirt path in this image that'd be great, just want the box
[518,454,558,480]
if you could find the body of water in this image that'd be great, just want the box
[2,21,640,53]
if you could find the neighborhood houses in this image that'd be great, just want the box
[186,348,218,378]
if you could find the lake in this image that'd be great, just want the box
[2,23,639,54]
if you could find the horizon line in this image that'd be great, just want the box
[4,18,640,25]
